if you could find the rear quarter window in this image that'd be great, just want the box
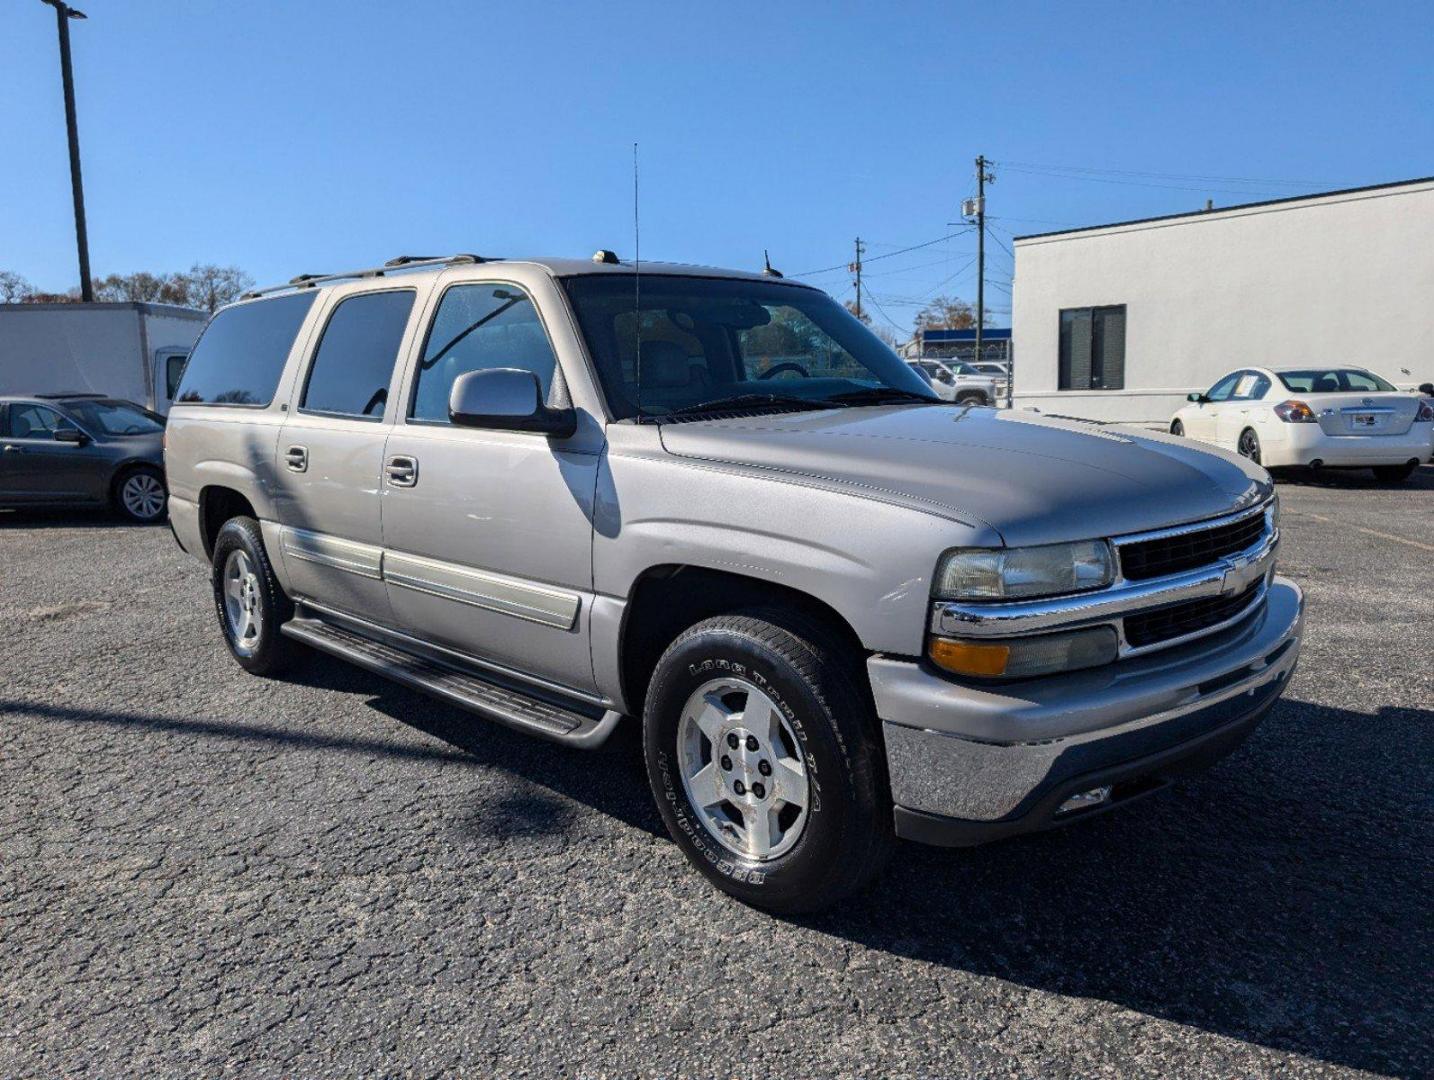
[175,292,317,406]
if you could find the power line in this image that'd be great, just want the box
[996,164,1304,200]
[995,159,1347,189]
[861,282,907,333]
[792,228,973,278]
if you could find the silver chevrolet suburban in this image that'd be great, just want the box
[165,253,1304,912]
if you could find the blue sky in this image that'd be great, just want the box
[4,1,1432,330]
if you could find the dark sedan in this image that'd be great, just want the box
[0,394,167,522]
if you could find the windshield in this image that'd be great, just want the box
[561,275,937,419]
[64,400,164,436]
[1277,368,1398,393]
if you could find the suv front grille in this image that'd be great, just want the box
[1123,581,1262,648]
[1118,511,1266,581]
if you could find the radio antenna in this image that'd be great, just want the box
[632,141,643,422]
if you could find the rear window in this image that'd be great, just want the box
[301,290,415,420]
[1277,368,1397,393]
[175,292,317,406]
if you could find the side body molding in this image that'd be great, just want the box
[276,526,581,632]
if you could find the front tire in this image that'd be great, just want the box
[1372,463,1417,483]
[643,611,893,914]
[1170,419,1185,436]
[114,465,167,523]
[956,391,988,407]
[210,516,299,676]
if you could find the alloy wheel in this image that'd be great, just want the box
[676,677,810,861]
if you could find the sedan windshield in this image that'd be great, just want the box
[1277,368,1397,393]
[561,275,937,420]
[64,400,164,436]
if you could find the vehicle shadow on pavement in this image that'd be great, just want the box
[0,508,163,529]
[1274,463,1434,490]
[808,697,1434,1078]
[284,655,669,841]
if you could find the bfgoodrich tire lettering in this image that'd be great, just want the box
[643,610,893,913]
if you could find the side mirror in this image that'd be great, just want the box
[1420,382,1434,397]
[1187,392,1207,403]
[53,427,87,445]
[448,368,576,437]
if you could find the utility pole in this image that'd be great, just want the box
[849,237,865,320]
[973,155,994,370]
[43,0,93,302]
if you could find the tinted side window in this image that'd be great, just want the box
[411,284,557,423]
[8,404,76,438]
[165,354,188,399]
[301,291,415,419]
[175,292,316,406]
[1205,373,1242,401]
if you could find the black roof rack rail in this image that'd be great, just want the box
[36,392,108,400]
[241,254,487,300]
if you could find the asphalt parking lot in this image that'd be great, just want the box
[2,467,1431,1079]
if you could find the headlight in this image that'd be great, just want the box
[935,539,1114,601]
[929,625,1118,679]
[1265,494,1280,535]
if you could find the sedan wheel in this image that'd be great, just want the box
[1171,419,1185,436]
[1238,428,1262,464]
[117,468,167,522]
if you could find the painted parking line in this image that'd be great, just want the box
[1286,510,1434,553]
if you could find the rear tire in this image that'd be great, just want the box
[1237,427,1262,464]
[1372,463,1417,483]
[643,610,893,914]
[210,516,299,676]
[113,465,167,523]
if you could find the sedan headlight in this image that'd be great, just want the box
[935,539,1115,601]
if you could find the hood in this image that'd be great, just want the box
[658,405,1271,547]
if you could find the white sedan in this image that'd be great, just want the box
[1170,366,1434,482]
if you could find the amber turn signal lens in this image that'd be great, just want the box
[928,638,1010,677]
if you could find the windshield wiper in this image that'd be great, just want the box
[662,393,835,418]
[825,387,942,406]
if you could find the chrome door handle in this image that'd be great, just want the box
[285,445,308,473]
[386,455,418,487]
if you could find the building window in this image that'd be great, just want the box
[1058,305,1126,390]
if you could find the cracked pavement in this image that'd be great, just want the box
[1,467,1431,1078]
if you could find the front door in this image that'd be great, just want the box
[1185,372,1241,442]
[271,287,419,625]
[379,279,601,694]
[0,403,107,504]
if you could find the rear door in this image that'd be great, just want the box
[1215,370,1271,446]
[379,273,602,694]
[271,286,422,625]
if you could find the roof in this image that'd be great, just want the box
[1012,175,1434,243]
[240,253,812,301]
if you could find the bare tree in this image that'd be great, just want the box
[0,270,35,302]
[176,264,254,312]
[93,271,175,303]
[913,295,979,332]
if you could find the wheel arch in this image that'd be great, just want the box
[617,564,868,721]
[197,485,259,560]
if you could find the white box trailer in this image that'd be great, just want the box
[0,302,208,415]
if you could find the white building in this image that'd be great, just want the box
[1011,177,1434,425]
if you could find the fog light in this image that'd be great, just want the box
[928,625,1118,679]
[1058,785,1112,814]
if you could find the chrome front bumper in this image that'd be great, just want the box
[873,577,1304,842]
